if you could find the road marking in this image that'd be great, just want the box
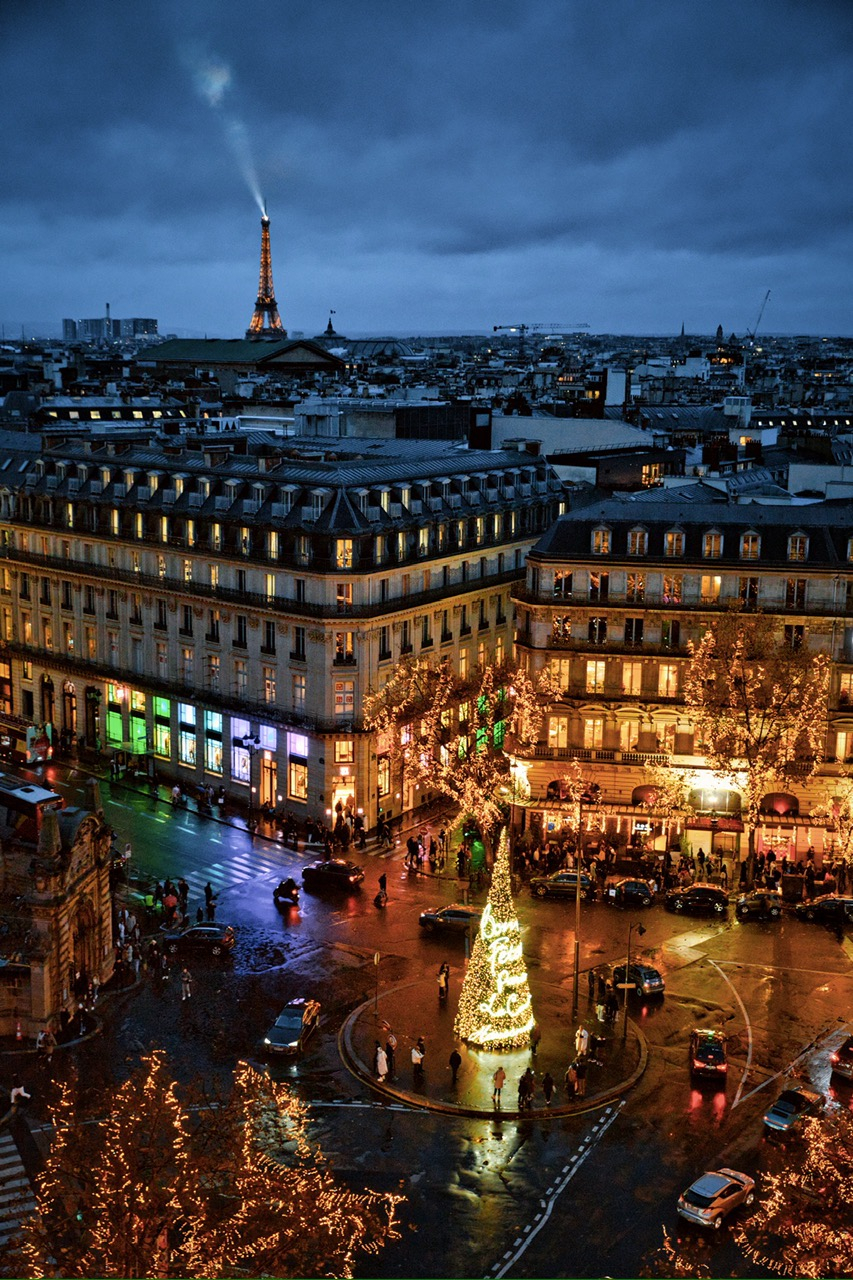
[489,1103,623,1279]
[707,958,753,1106]
[715,959,853,978]
[733,1024,843,1108]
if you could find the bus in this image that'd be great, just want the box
[0,771,65,841]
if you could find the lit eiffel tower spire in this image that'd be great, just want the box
[246,209,285,338]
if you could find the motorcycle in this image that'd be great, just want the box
[273,877,300,908]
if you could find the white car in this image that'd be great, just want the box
[677,1168,755,1229]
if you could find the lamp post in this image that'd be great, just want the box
[572,782,601,1019]
[236,733,261,823]
[622,921,647,1042]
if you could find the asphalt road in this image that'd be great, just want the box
[27,763,853,1278]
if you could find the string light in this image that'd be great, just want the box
[454,829,535,1049]
[18,1052,404,1278]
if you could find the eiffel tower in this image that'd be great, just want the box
[246,211,286,338]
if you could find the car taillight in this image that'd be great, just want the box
[831,1053,839,1064]
[717,1063,728,1071]
[349,875,358,882]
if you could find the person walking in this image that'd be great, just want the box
[437,962,450,1002]
[530,1021,542,1057]
[374,1041,388,1082]
[605,985,618,1024]
[36,1027,56,1064]
[574,1025,589,1058]
[595,991,606,1023]
[492,1065,506,1107]
[574,1056,588,1097]
[542,1071,555,1106]
[449,1046,462,1084]
[412,1036,425,1080]
[378,872,388,904]
[10,1080,30,1107]
[565,1062,578,1098]
[385,1031,397,1079]
[206,894,216,922]
[180,968,193,1001]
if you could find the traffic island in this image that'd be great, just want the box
[339,974,648,1119]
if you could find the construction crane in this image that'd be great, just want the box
[492,322,590,360]
[744,290,771,345]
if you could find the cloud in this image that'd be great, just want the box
[1,0,852,334]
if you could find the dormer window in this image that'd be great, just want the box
[174,476,184,497]
[124,470,135,489]
[279,485,295,512]
[199,477,211,499]
[148,473,160,493]
[740,531,761,560]
[664,530,685,557]
[253,484,265,505]
[788,533,808,562]
[311,491,326,520]
[592,527,611,555]
[56,462,67,481]
[627,528,647,556]
[378,488,390,513]
[399,486,411,508]
[354,489,369,516]
[703,531,723,559]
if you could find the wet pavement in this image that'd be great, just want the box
[340,974,647,1118]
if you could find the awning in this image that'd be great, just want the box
[686,816,744,833]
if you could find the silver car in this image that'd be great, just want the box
[677,1168,755,1229]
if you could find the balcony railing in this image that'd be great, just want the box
[512,583,853,619]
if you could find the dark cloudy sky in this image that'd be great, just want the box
[2,0,852,337]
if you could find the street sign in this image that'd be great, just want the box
[615,982,634,989]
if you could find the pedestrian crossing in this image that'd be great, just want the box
[0,1127,35,1251]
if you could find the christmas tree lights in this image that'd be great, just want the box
[454,828,534,1049]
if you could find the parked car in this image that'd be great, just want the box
[736,890,783,921]
[794,894,853,924]
[530,870,595,900]
[611,961,665,997]
[677,1168,755,1229]
[301,859,364,891]
[763,1084,824,1134]
[419,903,482,934]
[689,1028,728,1081]
[161,924,236,958]
[263,998,321,1056]
[606,878,655,908]
[830,1035,853,1082]
[665,883,729,915]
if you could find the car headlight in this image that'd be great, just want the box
[263,1037,272,1045]
[287,1040,299,1048]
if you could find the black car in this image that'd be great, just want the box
[263,997,321,1056]
[607,878,655,908]
[419,903,482,934]
[611,961,665,997]
[689,1028,728,1081]
[162,924,236,957]
[665,883,729,915]
[736,890,783,921]
[301,859,365,891]
[530,870,594,899]
[794,894,853,924]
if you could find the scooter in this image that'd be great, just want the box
[273,877,300,908]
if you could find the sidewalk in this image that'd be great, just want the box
[340,974,647,1119]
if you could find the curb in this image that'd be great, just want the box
[338,980,648,1120]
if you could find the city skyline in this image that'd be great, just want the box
[2,0,853,338]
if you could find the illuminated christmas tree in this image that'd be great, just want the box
[454,828,534,1049]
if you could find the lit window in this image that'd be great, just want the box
[335,739,354,764]
[548,715,570,750]
[658,663,678,696]
[622,661,641,696]
[334,680,354,717]
[592,528,610,555]
[740,532,761,560]
[586,659,605,693]
[702,532,722,559]
[335,538,353,570]
[664,530,684,557]
[583,717,604,750]
[627,529,647,556]
[788,533,808,562]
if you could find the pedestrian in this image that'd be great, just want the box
[449,1046,462,1084]
[542,1071,555,1106]
[412,1037,425,1079]
[378,872,388,904]
[605,986,618,1024]
[374,1041,388,1081]
[204,881,214,907]
[530,1021,542,1057]
[181,968,192,1001]
[178,877,189,910]
[574,1056,588,1097]
[437,962,450,1002]
[492,1065,506,1106]
[36,1027,56,1064]
[385,1031,397,1078]
[206,895,216,923]
[565,1062,578,1098]
[574,1025,589,1058]
[588,969,596,1002]
[10,1080,30,1107]
[196,905,204,924]
[596,973,607,1003]
[595,993,606,1023]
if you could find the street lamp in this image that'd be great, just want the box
[572,782,601,1019]
[622,921,647,1042]
[235,733,261,823]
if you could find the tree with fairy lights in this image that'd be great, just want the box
[454,828,535,1049]
[364,656,556,856]
[732,1109,853,1279]
[811,769,853,863]
[17,1052,402,1279]
[684,610,830,883]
